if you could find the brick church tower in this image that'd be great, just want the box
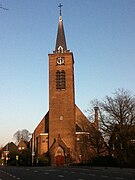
[32,5,106,166]
[48,13,76,163]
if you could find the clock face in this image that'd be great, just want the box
[56,57,65,65]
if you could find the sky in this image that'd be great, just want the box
[0,0,135,146]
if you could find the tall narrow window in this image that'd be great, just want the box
[56,71,61,89]
[61,70,66,89]
[56,70,66,90]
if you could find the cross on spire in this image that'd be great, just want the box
[55,3,67,53]
[58,3,63,16]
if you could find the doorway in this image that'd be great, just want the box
[55,146,65,166]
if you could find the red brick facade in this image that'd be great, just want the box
[48,52,76,163]
[32,14,107,166]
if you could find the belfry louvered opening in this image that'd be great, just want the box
[56,70,66,90]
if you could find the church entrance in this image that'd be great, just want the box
[55,146,65,166]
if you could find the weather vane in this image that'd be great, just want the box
[58,3,63,16]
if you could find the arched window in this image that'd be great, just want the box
[58,46,64,53]
[56,70,66,90]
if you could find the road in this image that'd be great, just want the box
[0,166,135,180]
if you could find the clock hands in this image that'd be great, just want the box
[57,57,65,65]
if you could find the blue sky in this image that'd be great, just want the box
[0,0,135,146]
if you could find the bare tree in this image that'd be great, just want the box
[101,89,135,138]
[88,89,135,138]
[13,130,21,145]
[87,89,135,165]
[21,129,31,142]
[13,129,31,144]
[88,125,108,157]
[101,89,135,165]
[77,106,108,164]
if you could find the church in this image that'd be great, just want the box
[32,5,106,166]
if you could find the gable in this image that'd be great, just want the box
[75,105,93,132]
[2,142,18,152]
[34,111,49,138]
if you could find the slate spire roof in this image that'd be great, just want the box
[55,14,67,53]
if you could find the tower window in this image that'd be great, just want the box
[56,70,66,90]
[61,70,66,89]
[56,71,61,89]
[58,46,63,53]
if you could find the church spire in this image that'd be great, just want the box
[54,4,67,53]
